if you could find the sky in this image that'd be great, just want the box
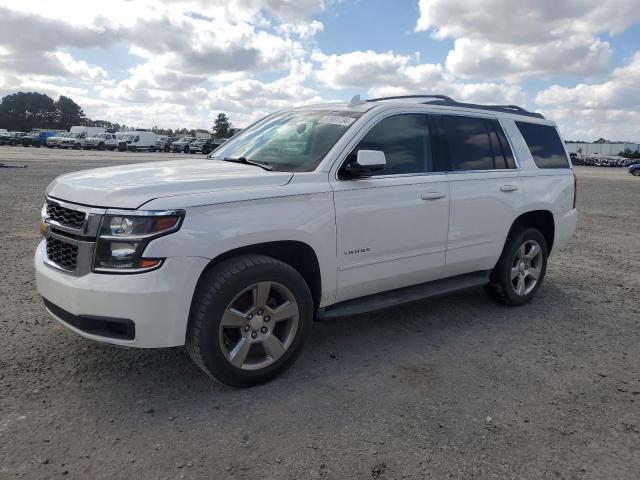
[0,0,639,141]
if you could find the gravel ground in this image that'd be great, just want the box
[1,147,639,479]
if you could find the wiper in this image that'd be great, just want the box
[222,156,273,171]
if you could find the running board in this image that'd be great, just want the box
[318,270,491,320]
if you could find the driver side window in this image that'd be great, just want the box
[345,114,436,176]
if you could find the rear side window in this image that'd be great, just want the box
[349,114,435,175]
[516,122,569,169]
[440,115,516,171]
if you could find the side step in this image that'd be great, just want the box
[318,270,491,320]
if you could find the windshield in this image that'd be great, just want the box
[123,134,134,141]
[178,137,191,142]
[68,133,80,138]
[210,110,362,172]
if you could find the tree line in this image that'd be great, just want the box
[0,91,233,138]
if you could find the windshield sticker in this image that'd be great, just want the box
[318,115,356,127]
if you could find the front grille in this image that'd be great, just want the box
[46,237,78,271]
[46,201,86,229]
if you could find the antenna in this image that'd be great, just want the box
[348,94,364,107]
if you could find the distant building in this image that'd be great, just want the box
[565,142,640,155]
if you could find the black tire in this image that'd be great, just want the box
[486,227,548,306]
[98,142,105,151]
[149,146,156,152]
[186,254,313,387]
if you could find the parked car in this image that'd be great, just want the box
[35,94,577,387]
[118,131,157,152]
[22,130,57,147]
[170,137,196,153]
[628,164,640,176]
[188,138,217,154]
[46,132,71,148]
[0,131,26,145]
[155,135,177,152]
[58,127,106,149]
[84,133,119,151]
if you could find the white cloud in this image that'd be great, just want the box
[416,0,640,80]
[535,52,640,140]
[314,50,527,105]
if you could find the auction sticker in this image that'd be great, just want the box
[318,115,356,126]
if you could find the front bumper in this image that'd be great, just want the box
[35,240,209,348]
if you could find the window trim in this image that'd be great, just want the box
[436,113,520,174]
[515,120,571,170]
[335,112,443,181]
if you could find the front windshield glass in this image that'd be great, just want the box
[211,110,362,172]
[69,133,80,138]
[178,137,191,142]
[123,134,134,141]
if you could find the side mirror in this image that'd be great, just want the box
[344,150,386,178]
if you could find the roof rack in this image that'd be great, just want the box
[366,95,545,119]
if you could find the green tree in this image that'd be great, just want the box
[213,113,231,139]
[55,95,85,130]
[0,91,56,131]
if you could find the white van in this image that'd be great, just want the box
[60,126,106,149]
[118,131,157,152]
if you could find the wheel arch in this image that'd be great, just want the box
[507,210,555,253]
[192,240,323,310]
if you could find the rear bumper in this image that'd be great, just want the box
[34,240,209,348]
[552,209,577,253]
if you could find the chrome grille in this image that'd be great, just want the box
[46,201,86,229]
[46,237,78,271]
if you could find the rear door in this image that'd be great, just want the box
[331,113,450,302]
[437,114,525,277]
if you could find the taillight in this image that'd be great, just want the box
[572,172,577,209]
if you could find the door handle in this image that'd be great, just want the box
[500,185,519,192]
[421,192,446,200]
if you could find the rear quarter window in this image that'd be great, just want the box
[516,122,569,169]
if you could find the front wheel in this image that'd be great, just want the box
[633,169,640,177]
[186,255,313,387]
[486,227,548,306]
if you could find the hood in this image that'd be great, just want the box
[46,159,293,209]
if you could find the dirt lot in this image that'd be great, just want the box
[1,147,639,479]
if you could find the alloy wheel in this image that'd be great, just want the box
[218,281,299,370]
[511,239,543,296]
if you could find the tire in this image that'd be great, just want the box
[186,254,313,387]
[131,146,137,152]
[149,146,156,152]
[183,145,189,153]
[633,169,640,177]
[486,227,548,306]
[98,142,105,151]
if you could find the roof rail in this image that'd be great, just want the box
[366,95,545,119]
[367,94,456,103]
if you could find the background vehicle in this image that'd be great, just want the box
[46,132,71,148]
[0,131,26,145]
[188,138,217,154]
[118,131,157,152]
[59,127,106,149]
[36,95,577,387]
[170,137,195,153]
[155,135,169,152]
[84,133,119,151]
[22,130,57,147]
[629,164,640,176]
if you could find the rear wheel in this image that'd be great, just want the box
[183,145,189,153]
[633,169,640,177]
[186,254,313,387]
[98,142,105,151]
[486,227,548,306]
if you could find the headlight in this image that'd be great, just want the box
[93,210,184,273]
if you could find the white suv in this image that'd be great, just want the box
[84,133,119,151]
[35,95,577,387]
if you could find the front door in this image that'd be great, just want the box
[331,113,450,302]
